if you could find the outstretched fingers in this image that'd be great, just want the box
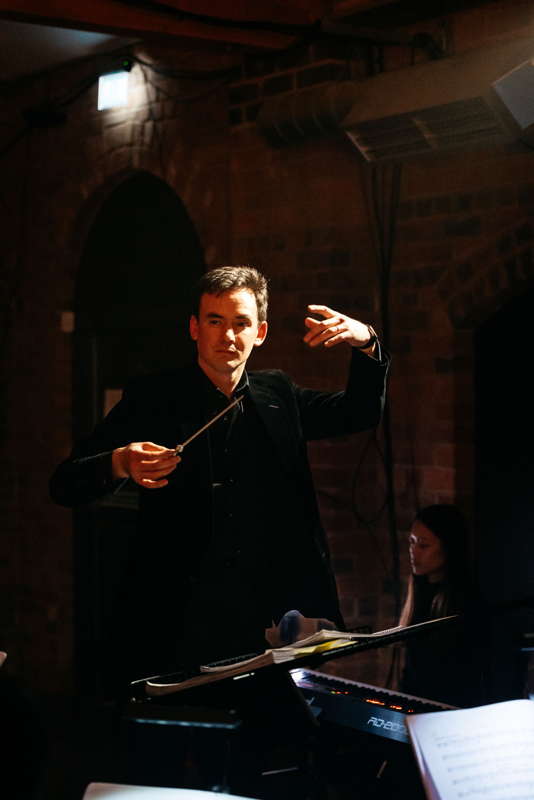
[307,304,338,319]
[323,328,352,348]
[304,314,352,348]
[304,304,374,349]
[303,315,344,347]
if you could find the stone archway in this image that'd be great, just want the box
[72,170,205,696]
[439,219,534,700]
[75,169,205,432]
[441,219,534,331]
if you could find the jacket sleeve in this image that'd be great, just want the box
[49,385,140,507]
[295,347,390,441]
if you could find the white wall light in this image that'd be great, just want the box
[98,70,129,110]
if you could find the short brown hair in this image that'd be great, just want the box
[193,265,268,322]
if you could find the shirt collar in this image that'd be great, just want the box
[194,362,249,406]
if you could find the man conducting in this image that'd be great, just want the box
[50,266,389,677]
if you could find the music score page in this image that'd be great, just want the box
[406,698,534,800]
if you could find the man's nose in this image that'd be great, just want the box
[222,325,236,341]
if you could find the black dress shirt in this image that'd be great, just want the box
[181,367,284,663]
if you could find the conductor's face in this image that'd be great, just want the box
[190,289,268,381]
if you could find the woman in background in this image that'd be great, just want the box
[399,504,488,707]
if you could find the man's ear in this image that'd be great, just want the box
[254,320,268,347]
[189,315,199,341]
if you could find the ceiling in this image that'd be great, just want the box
[0,20,135,82]
[0,0,497,84]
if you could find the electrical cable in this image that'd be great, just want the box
[137,61,166,178]
[375,164,403,616]
[56,73,102,109]
[317,454,390,580]
[115,0,444,58]
[141,70,232,104]
[0,6,444,159]
[130,54,239,81]
[347,161,402,637]
[116,0,324,37]
[0,49,236,160]
[350,430,388,526]
[363,163,404,683]
[349,430,391,579]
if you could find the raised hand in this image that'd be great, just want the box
[303,304,374,349]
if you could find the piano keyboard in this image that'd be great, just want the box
[290,668,454,744]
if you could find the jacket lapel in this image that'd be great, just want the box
[248,374,300,469]
[168,366,300,471]
[170,364,210,447]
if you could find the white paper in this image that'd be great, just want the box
[275,615,458,649]
[83,782,254,799]
[406,699,534,800]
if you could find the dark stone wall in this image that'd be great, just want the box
[2,2,534,696]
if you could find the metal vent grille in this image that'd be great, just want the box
[346,97,508,161]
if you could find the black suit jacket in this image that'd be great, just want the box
[50,348,389,670]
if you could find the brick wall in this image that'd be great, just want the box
[2,2,534,696]
[391,153,534,525]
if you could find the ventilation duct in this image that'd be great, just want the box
[256,82,359,145]
[256,35,534,160]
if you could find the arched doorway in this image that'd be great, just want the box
[474,288,534,699]
[73,172,204,696]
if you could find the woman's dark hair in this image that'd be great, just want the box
[416,504,469,585]
[399,504,471,625]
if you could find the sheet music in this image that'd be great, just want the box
[83,782,254,799]
[406,699,534,800]
[282,615,457,648]
[142,615,460,696]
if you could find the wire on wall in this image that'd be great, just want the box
[0,2,446,162]
[350,430,391,578]
[0,50,238,163]
[361,161,403,616]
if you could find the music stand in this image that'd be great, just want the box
[122,616,459,796]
